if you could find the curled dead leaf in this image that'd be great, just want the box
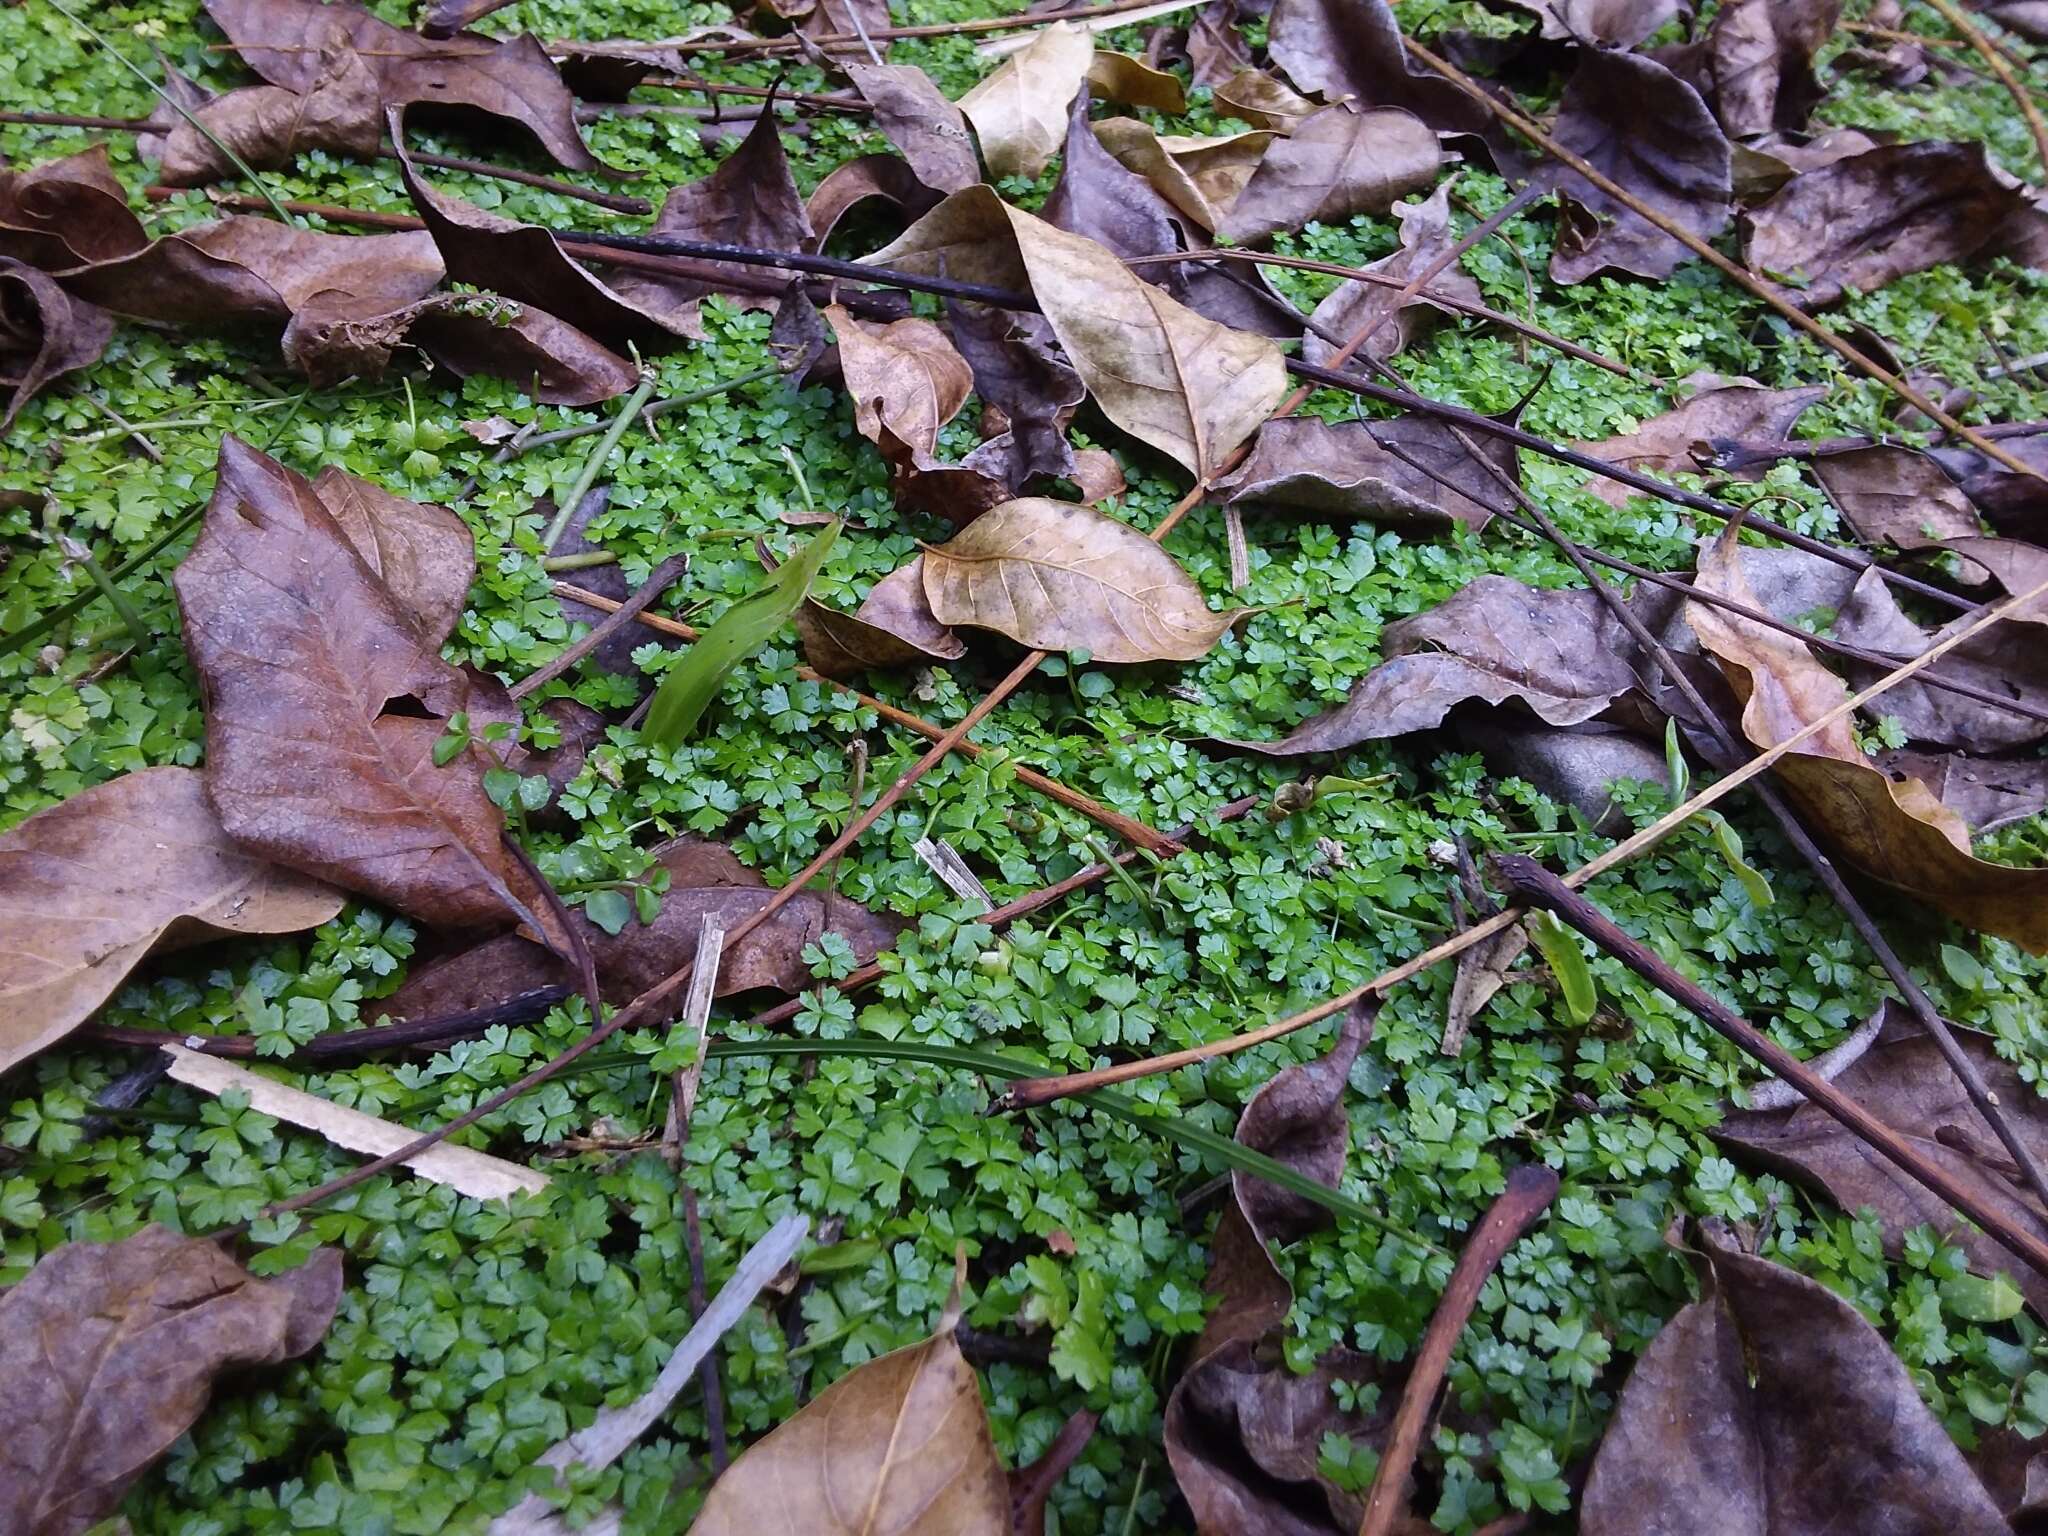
[842,61,981,194]
[1215,104,1442,247]
[0,259,113,430]
[798,558,966,680]
[956,21,1094,180]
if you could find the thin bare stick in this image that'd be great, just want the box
[652,0,1188,54]
[998,561,2048,1109]
[636,76,864,113]
[1451,424,2048,1211]
[1395,33,2044,482]
[511,552,688,700]
[1356,1165,1560,1536]
[542,370,659,553]
[550,580,1180,855]
[1920,0,2048,174]
[1123,249,1641,379]
[1497,854,2048,1281]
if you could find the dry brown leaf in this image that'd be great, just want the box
[1814,445,1985,553]
[1687,526,2048,950]
[0,1226,342,1536]
[0,259,113,430]
[163,1045,548,1200]
[203,0,610,175]
[1574,373,1825,508]
[807,154,944,246]
[0,146,149,269]
[1214,414,1512,531]
[1502,0,1681,47]
[869,189,1289,478]
[1215,104,1442,246]
[1546,49,1733,285]
[1582,1221,2011,1534]
[1303,183,1483,367]
[842,61,981,193]
[826,303,974,461]
[173,437,570,945]
[1707,0,1844,138]
[922,497,1249,663]
[1227,575,1642,756]
[798,558,966,680]
[0,766,344,1079]
[956,21,1094,180]
[1092,118,1277,232]
[692,1251,1011,1535]
[1213,67,1319,133]
[1087,50,1187,113]
[157,51,383,187]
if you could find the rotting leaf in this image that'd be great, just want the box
[1686,525,2048,950]
[1214,414,1510,531]
[202,0,612,175]
[0,1226,342,1536]
[1581,1220,2012,1534]
[644,521,843,747]
[1743,141,2045,310]
[945,299,1087,493]
[1814,445,1985,554]
[1301,183,1484,367]
[1546,48,1733,285]
[157,51,383,187]
[0,766,344,1080]
[1574,373,1825,508]
[692,1250,1011,1535]
[869,188,1289,478]
[1214,104,1442,247]
[956,20,1094,180]
[842,60,981,194]
[806,154,944,246]
[921,497,1250,664]
[1706,0,1845,138]
[172,437,570,944]
[1163,1001,1382,1536]
[0,145,149,269]
[1225,575,1645,756]
[798,558,966,680]
[0,259,112,430]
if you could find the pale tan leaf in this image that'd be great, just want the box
[824,304,974,461]
[0,766,344,1079]
[922,497,1248,662]
[956,21,1094,179]
[692,1252,1009,1536]
[1213,67,1319,133]
[1087,50,1188,113]
[162,1046,548,1201]
[1093,117,1276,230]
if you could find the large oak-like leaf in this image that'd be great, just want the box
[1547,49,1732,285]
[0,1226,342,1536]
[1227,575,1643,755]
[0,766,344,1079]
[692,1254,1010,1535]
[173,437,567,941]
[1582,1222,2011,1534]
[955,21,1094,180]
[1718,1009,2048,1320]
[203,0,610,174]
[1686,526,2048,950]
[868,189,1288,478]
[921,497,1248,663]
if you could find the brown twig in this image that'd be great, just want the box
[638,76,865,113]
[550,580,1180,856]
[1395,33,2046,482]
[681,1186,730,1473]
[996,562,2048,1109]
[1448,424,2048,1211]
[1355,1165,1560,1536]
[510,552,689,700]
[1495,854,2048,1281]
[635,0,1186,54]
[1919,0,2048,175]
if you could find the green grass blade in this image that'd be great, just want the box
[642,520,841,747]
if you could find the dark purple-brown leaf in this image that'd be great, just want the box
[0,146,149,270]
[1213,103,1442,246]
[841,60,981,194]
[1574,374,1825,507]
[1706,0,1845,138]
[1214,414,1512,531]
[1582,1220,2012,1534]
[157,51,383,186]
[0,1227,341,1536]
[1302,183,1483,366]
[1546,48,1733,285]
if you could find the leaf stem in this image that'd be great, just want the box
[541,368,659,553]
